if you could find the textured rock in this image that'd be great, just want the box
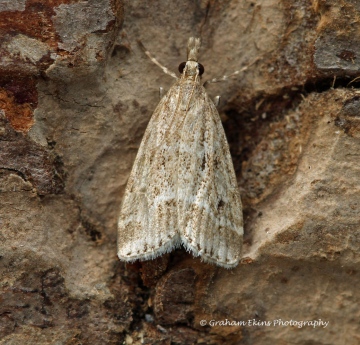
[1,0,359,344]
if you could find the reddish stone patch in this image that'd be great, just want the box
[0,88,34,132]
[0,0,75,49]
[0,1,75,132]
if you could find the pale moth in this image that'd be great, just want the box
[117,37,243,268]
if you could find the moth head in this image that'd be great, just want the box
[178,61,204,77]
[178,37,204,78]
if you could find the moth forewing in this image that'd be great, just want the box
[117,37,243,268]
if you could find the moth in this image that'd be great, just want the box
[117,37,243,268]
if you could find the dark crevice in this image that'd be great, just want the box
[224,75,360,167]
[0,168,28,183]
[304,76,360,93]
[83,223,102,242]
[80,214,103,242]
[117,263,152,334]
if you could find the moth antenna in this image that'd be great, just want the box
[137,39,178,79]
[203,50,273,87]
[203,56,261,87]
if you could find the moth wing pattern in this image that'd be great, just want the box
[117,83,184,261]
[177,84,243,268]
[118,37,244,267]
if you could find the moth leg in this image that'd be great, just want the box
[213,95,220,107]
[159,87,164,100]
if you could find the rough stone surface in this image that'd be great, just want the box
[1,0,360,344]
[0,0,26,12]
